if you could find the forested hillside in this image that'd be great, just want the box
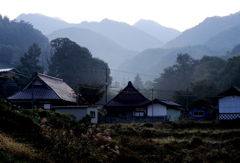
[0,15,49,67]
[114,45,225,82]
[152,44,240,107]
[203,24,240,51]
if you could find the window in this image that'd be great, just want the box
[194,111,204,117]
[90,111,95,118]
[134,108,146,117]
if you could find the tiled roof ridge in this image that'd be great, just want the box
[0,68,15,72]
[36,73,63,81]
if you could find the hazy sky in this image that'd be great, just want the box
[1,0,240,31]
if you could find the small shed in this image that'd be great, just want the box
[189,107,209,121]
[54,106,99,123]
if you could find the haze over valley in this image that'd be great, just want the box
[11,11,240,83]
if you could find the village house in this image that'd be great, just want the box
[54,105,100,123]
[101,81,183,123]
[0,68,19,79]
[217,86,240,120]
[8,72,77,109]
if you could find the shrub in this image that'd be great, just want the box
[191,137,203,146]
[143,123,154,128]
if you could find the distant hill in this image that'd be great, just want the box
[113,45,225,82]
[47,27,137,69]
[75,19,164,52]
[203,24,240,51]
[164,12,240,48]
[16,13,73,35]
[16,14,164,52]
[133,19,181,43]
[0,15,49,67]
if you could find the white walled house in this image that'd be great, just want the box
[146,99,184,121]
[218,86,240,120]
[147,103,167,117]
[54,105,100,123]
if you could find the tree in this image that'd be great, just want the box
[153,53,198,99]
[218,56,240,90]
[133,74,144,89]
[17,43,44,75]
[47,38,112,89]
[77,82,105,104]
[173,79,219,108]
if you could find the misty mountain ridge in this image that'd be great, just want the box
[164,12,240,48]
[47,27,137,69]
[16,14,171,52]
[75,18,164,52]
[16,13,73,35]
[133,19,181,43]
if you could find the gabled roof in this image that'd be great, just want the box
[217,86,240,98]
[0,68,18,73]
[151,98,181,107]
[104,81,150,107]
[146,98,184,110]
[8,72,76,103]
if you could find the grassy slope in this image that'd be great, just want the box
[1,103,240,162]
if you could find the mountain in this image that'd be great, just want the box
[15,13,73,35]
[113,45,225,82]
[16,14,164,52]
[164,12,240,48]
[47,27,137,69]
[0,15,49,67]
[133,19,181,43]
[75,19,164,52]
[203,24,240,51]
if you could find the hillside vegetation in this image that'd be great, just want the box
[0,15,49,67]
[1,102,240,163]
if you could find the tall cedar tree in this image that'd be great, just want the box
[133,74,144,89]
[17,43,44,75]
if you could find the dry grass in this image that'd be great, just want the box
[0,133,52,162]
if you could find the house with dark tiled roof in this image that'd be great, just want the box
[217,86,240,120]
[101,81,183,123]
[0,68,19,79]
[8,72,76,109]
[104,81,150,117]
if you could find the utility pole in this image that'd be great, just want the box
[186,87,189,111]
[105,68,108,103]
[31,75,34,109]
[152,88,153,117]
